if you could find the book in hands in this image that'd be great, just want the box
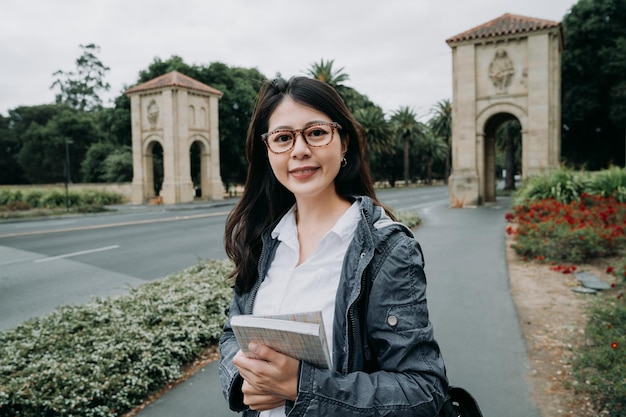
[230,311,332,369]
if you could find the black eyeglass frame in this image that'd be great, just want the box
[261,121,342,154]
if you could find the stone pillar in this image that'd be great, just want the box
[448,43,481,207]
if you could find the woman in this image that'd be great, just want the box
[219,76,448,416]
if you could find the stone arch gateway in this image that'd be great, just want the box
[125,71,224,204]
[446,14,563,206]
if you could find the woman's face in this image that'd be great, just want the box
[265,97,346,202]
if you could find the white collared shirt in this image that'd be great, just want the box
[253,201,360,416]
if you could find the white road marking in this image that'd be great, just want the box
[34,245,120,263]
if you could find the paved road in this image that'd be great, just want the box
[136,192,541,417]
[0,188,446,330]
[0,204,232,330]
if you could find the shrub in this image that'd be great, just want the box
[7,200,31,211]
[24,190,44,208]
[573,283,626,416]
[0,189,124,211]
[0,260,234,417]
[588,166,626,202]
[514,167,589,205]
[0,189,22,206]
[395,210,422,229]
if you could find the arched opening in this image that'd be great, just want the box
[151,142,164,196]
[483,113,522,202]
[190,141,202,198]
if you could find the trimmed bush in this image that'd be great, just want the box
[0,260,234,417]
[0,189,124,212]
[395,210,422,229]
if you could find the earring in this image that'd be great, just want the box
[341,157,347,167]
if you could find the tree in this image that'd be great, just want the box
[81,142,117,182]
[561,0,626,168]
[101,146,133,183]
[51,44,111,111]
[16,105,102,183]
[307,59,350,90]
[429,99,452,181]
[0,113,26,184]
[353,106,394,156]
[354,106,395,183]
[496,120,521,191]
[391,107,423,186]
[418,131,448,184]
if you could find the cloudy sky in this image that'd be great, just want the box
[1,0,576,118]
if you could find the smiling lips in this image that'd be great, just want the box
[289,166,319,178]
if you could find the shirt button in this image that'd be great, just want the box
[387,315,398,327]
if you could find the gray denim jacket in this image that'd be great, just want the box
[219,196,448,416]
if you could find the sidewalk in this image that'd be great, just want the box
[136,197,541,417]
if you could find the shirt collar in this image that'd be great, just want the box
[271,202,360,243]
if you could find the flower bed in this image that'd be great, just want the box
[507,193,626,263]
[506,167,626,416]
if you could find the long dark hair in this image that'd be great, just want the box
[224,76,382,295]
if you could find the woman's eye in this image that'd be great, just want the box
[273,133,293,143]
[307,128,327,138]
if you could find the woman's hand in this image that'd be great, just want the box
[233,343,300,411]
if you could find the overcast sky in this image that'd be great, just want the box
[1,0,577,119]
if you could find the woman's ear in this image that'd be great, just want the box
[341,136,350,155]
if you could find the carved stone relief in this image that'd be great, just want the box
[488,49,515,93]
[147,100,159,128]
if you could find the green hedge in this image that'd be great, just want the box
[0,260,233,417]
[0,189,124,211]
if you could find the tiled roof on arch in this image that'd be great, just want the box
[446,13,561,44]
[125,70,223,97]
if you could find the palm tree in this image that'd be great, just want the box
[391,106,422,186]
[307,59,350,90]
[418,131,448,184]
[353,106,394,157]
[496,119,521,191]
[429,99,452,181]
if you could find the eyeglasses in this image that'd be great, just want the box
[261,121,341,154]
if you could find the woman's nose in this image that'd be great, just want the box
[290,132,311,156]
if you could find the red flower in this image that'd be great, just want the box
[606,266,615,274]
[611,342,618,349]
